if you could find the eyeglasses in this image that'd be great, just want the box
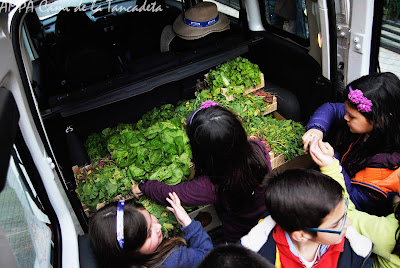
[306,197,348,235]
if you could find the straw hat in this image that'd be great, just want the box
[173,2,230,40]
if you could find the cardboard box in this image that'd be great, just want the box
[274,153,313,172]
[188,204,222,232]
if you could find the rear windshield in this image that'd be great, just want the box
[263,0,310,41]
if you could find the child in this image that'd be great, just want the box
[310,137,400,267]
[132,101,272,243]
[240,146,373,267]
[197,243,275,268]
[302,72,400,216]
[88,192,212,268]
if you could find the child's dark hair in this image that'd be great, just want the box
[186,105,269,212]
[197,243,275,268]
[337,72,400,177]
[88,199,185,268]
[391,204,400,257]
[264,169,343,235]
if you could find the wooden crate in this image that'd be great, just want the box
[261,96,277,116]
[220,73,265,101]
[81,193,136,218]
[205,73,265,101]
[75,159,195,217]
[271,153,286,170]
[265,112,311,170]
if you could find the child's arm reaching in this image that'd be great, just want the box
[309,138,334,167]
[309,138,386,215]
[163,192,213,268]
[166,192,192,227]
[303,102,347,152]
[302,129,324,152]
[309,138,350,201]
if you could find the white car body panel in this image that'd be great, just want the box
[0,4,80,267]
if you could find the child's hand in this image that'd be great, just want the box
[309,138,335,167]
[131,181,142,199]
[166,192,192,228]
[302,129,324,152]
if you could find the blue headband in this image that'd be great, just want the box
[116,200,125,248]
[184,15,219,28]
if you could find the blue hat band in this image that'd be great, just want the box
[184,15,219,28]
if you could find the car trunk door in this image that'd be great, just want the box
[0,2,80,267]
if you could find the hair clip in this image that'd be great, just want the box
[116,200,125,248]
[189,100,221,125]
[348,86,373,113]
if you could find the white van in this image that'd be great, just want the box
[0,0,397,266]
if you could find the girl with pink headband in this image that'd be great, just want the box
[303,72,400,217]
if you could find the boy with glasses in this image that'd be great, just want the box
[240,138,374,267]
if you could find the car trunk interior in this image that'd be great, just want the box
[20,0,335,228]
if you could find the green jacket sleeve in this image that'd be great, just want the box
[320,159,400,267]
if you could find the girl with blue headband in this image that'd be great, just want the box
[133,102,272,243]
[88,192,212,268]
[302,72,400,216]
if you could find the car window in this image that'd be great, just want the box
[206,0,239,18]
[0,157,52,267]
[263,0,309,40]
[378,1,400,78]
[213,0,239,10]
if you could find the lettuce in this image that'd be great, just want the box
[206,57,261,96]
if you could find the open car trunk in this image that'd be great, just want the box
[19,0,335,232]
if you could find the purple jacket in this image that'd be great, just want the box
[161,220,213,268]
[141,139,272,243]
[307,103,400,216]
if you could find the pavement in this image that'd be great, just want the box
[379,47,400,78]
[0,182,35,267]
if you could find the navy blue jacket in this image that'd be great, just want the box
[160,220,213,268]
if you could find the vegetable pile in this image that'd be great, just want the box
[244,116,305,160]
[107,117,192,184]
[77,56,305,236]
[193,89,305,160]
[206,57,261,98]
[75,158,131,212]
[79,106,193,236]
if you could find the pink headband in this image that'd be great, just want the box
[348,86,373,113]
[189,100,221,125]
